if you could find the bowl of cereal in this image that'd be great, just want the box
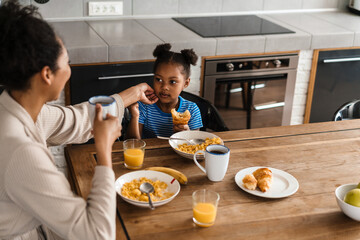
[115,170,180,208]
[168,131,223,160]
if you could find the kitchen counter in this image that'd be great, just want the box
[51,11,360,64]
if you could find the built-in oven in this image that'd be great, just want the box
[202,53,298,130]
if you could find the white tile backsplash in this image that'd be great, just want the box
[302,0,338,9]
[24,0,345,20]
[179,0,221,14]
[31,0,83,19]
[221,0,263,12]
[133,0,178,15]
[264,0,302,11]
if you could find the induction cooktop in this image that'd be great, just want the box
[173,15,294,38]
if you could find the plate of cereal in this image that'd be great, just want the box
[168,131,223,160]
[115,170,180,208]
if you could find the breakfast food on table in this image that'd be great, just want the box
[121,177,174,202]
[171,108,191,125]
[344,183,360,207]
[145,167,188,185]
[242,174,257,190]
[176,137,222,154]
[242,167,273,192]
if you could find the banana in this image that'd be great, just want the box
[145,167,188,185]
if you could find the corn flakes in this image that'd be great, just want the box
[121,177,174,202]
[176,137,222,154]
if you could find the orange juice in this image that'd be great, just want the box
[124,148,144,169]
[193,202,217,227]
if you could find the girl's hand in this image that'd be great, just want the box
[173,124,190,133]
[128,102,139,118]
[93,104,121,167]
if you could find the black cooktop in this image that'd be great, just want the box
[173,15,294,38]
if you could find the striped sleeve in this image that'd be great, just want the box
[188,103,203,130]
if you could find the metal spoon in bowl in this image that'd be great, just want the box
[157,136,205,145]
[140,182,155,210]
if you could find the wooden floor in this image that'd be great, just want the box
[215,80,286,130]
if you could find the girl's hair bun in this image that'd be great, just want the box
[180,49,198,66]
[153,43,172,58]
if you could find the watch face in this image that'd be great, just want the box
[34,0,50,3]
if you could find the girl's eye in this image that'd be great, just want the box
[170,80,177,84]
[155,77,162,82]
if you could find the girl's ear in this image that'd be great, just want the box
[40,66,53,86]
[183,78,190,89]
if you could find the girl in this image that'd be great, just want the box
[127,43,203,139]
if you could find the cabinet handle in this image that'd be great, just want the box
[323,57,360,63]
[98,73,154,80]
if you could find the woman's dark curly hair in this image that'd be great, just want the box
[0,1,62,91]
[153,43,198,79]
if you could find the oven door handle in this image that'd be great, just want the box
[98,73,154,80]
[323,57,360,63]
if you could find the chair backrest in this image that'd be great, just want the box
[180,91,229,132]
[333,99,360,121]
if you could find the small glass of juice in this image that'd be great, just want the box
[123,139,146,170]
[192,189,220,227]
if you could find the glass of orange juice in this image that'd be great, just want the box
[123,139,146,170]
[192,189,220,227]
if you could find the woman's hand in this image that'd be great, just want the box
[93,104,121,167]
[119,83,158,107]
[173,124,190,133]
[137,83,158,105]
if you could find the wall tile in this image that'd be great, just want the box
[302,0,338,9]
[222,0,263,12]
[133,0,178,15]
[216,36,266,55]
[31,0,83,18]
[83,0,132,16]
[338,0,350,10]
[264,0,302,10]
[179,0,221,14]
[18,0,31,5]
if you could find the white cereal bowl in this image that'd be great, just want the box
[169,130,223,160]
[335,183,360,221]
[115,170,180,208]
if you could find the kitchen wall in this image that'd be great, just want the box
[11,0,348,175]
[16,0,349,20]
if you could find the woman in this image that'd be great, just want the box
[0,1,157,240]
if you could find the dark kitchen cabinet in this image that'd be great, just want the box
[66,60,154,105]
[304,47,360,123]
[65,60,155,142]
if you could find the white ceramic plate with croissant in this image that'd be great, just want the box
[235,166,299,198]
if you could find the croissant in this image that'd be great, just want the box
[171,108,191,125]
[242,174,257,190]
[252,168,272,192]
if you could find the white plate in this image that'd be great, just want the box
[168,130,224,160]
[115,170,180,208]
[235,166,299,199]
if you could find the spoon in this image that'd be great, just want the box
[140,182,155,210]
[157,136,205,145]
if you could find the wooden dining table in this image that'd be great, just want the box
[65,120,360,240]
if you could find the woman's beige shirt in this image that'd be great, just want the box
[0,91,124,240]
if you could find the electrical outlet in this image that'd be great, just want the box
[89,1,123,16]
